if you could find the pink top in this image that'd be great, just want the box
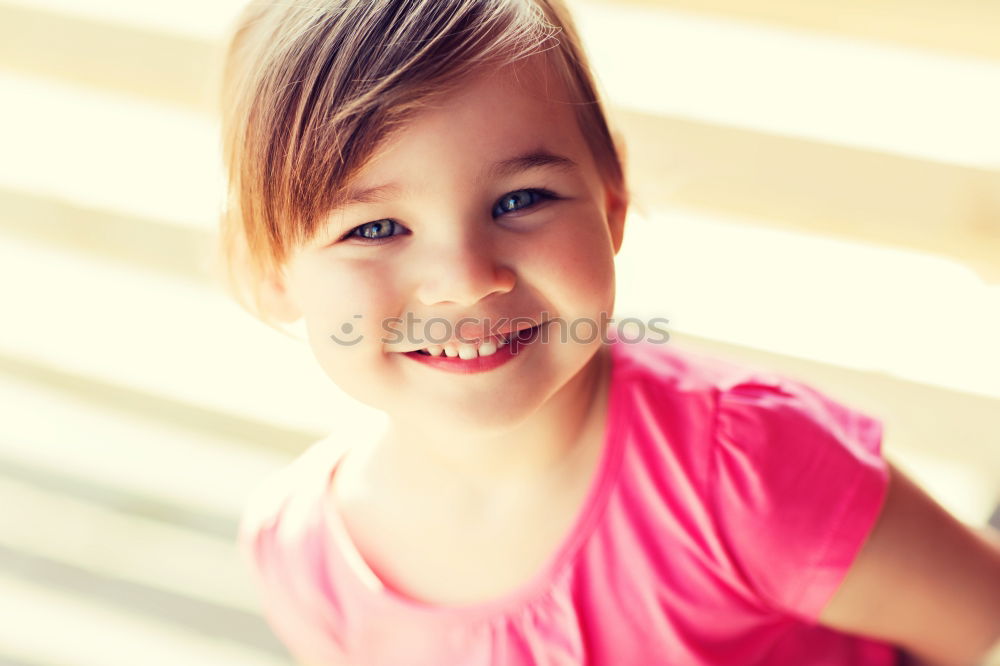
[238,339,902,665]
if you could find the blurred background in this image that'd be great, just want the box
[0,0,998,664]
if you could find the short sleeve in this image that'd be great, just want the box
[710,375,891,623]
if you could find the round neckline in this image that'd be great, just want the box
[316,341,627,620]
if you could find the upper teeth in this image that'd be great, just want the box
[421,335,509,358]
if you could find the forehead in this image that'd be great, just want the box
[348,58,591,188]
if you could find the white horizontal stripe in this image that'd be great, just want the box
[0,572,289,666]
[0,476,258,614]
[576,0,1000,168]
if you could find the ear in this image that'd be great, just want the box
[260,266,302,324]
[607,129,629,256]
[605,182,629,256]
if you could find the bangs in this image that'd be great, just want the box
[218,0,623,328]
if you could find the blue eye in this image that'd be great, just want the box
[344,219,403,243]
[339,188,557,246]
[493,188,555,217]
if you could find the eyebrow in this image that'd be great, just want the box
[488,149,578,180]
[334,149,579,209]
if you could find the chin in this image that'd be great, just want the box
[409,397,538,438]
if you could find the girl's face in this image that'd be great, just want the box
[268,60,627,436]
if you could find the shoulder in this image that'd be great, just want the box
[606,339,802,483]
[238,434,347,565]
[608,339,802,452]
[607,339,775,436]
[608,337,877,455]
[609,338,765,393]
[712,370,885,462]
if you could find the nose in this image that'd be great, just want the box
[414,232,516,307]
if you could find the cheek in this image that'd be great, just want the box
[295,260,400,360]
[297,266,407,410]
[530,212,617,308]
[298,259,395,317]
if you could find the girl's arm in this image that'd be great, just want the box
[816,462,1000,665]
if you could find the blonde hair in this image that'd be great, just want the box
[216,0,626,331]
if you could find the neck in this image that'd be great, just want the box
[359,344,612,505]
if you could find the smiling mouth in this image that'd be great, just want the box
[412,323,543,355]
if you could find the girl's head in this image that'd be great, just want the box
[217,0,628,434]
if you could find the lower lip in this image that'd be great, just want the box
[401,324,544,374]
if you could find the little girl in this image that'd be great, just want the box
[216,1,1000,664]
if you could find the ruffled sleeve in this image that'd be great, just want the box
[710,375,891,623]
